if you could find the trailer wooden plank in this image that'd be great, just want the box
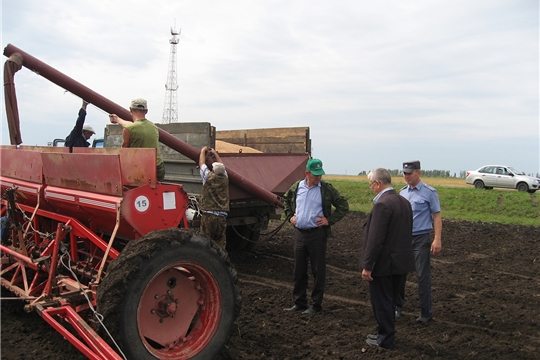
[216,127,310,154]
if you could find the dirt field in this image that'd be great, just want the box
[2,212,539,359]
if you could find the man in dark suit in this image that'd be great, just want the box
[361,168,415,350]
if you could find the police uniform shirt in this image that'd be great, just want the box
[400,180,441,236]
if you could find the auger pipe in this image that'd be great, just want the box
[3,43,283,207]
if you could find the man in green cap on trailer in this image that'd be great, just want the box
[283,158,349,315]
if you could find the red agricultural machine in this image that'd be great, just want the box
[1,44,310,359]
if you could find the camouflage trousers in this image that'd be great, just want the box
[200,214,227,249]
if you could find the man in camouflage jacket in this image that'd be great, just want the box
[199,146,229,249]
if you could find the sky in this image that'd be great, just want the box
[1,0,539,176]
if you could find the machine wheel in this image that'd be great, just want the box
[226,225,260,252]
[516,183,529,192]
[97,228,241,360]
[474,180,485,189]
[243,229,260,251]
[226,225,249,252]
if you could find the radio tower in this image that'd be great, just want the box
[162,26,181,123]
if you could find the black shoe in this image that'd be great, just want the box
[395,309,402,318]
[366,334,377,341]
[416,315,432,323]
[302,307,319,315]
[283,305,307,312]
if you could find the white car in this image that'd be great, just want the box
[466,165,540,193]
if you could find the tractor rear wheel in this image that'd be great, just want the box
[97,228,240,360]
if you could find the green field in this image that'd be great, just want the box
[324,175,540,227]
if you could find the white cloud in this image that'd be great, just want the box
[1,0,538,176]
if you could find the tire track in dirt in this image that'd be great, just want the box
[255,253,420,284]
[259,253,359,277]
[238,272,540,344]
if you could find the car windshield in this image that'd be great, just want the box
[508,167,525,175]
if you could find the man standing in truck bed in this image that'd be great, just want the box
[109,98,165,181]
[65,100,95,148]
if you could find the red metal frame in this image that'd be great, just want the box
[1,199,124,358]
[40,304,123,360]
[0,143,190,359]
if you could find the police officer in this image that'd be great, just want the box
[398,160,442,323]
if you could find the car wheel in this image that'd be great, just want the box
[474,180,485,189]
[516,183,529,192]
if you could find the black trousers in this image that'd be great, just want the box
[369,273,407,350]
[396,233,433,318]
[292,227,326,310]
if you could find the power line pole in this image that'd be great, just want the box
[162,26,180,123]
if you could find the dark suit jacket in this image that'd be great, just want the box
[361,189,415,277]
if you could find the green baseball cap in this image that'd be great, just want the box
[306,158,325,176]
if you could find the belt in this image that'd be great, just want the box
[296,227,320,233]
[201,210,228,217]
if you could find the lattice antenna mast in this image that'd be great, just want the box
[162,26,181,123]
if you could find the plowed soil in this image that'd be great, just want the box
[2,212,539,359]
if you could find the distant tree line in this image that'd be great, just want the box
[358,169,462,178]
[357,170,539,178]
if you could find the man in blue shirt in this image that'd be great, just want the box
[283,158,349,315]
[398,160,442,323]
